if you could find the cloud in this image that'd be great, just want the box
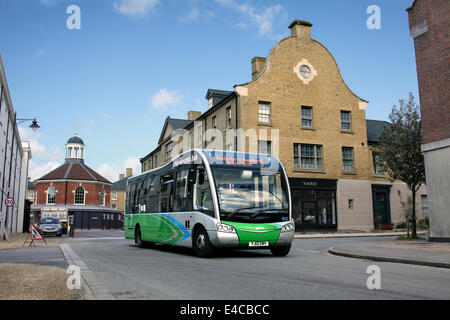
[39,0,61,7]
[150,88,182,110]
[19,127,64,180]
[181,0,215,22]
[214,0,287,38]
[28,161,61,181]
[96,157,141,182]
[113,0,160,18]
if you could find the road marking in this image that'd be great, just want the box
[60,244,115,300]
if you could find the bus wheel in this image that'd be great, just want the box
[135,226,144,248]
[193,227,215,258]
[270,245,291,257]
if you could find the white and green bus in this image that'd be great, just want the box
[124,150,294,257]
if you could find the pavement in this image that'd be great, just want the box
[329,239,450,269]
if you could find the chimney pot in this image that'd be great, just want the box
[188,111,202,121]
[252,57,266,80]
[289,20,312,40]
[126,168,133,177]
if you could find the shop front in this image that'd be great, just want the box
[289,178,338,231]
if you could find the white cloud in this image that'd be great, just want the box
[19,127,64,180]
[150,88,182,110]
[113,0,160,18]
[96,157,141,182]
[214,0,287,38]
[28,161,61,181]
[39,0,60,7]
[182,0,215,22]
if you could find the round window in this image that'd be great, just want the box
[300,65,311,79]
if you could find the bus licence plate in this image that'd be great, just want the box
[249,241,269,247]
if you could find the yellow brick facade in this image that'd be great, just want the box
[140,20,428,231]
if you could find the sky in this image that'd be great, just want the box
[0,0,419,182]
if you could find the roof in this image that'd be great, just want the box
[27,181,35,189]
[36,161,111,184]
[111,176,129,191]
[158,117,194,145]
[67,136,85,145]
[205,89,234,99]
[367,120,391,143]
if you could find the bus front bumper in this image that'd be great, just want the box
[208,229,294,248]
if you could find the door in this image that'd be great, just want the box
[372,187,391,229]
[302,201,317,225]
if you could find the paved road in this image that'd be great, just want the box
[66,235,450,300]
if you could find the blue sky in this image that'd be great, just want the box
[0,0,418,182]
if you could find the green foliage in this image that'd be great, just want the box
[377,93,426,237]
[377,93,426,190]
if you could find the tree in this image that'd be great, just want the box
[377,93,426,237]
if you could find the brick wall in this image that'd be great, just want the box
[408,0,450,144]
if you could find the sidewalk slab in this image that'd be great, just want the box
[295,231,427,239]
[329,240,450,269]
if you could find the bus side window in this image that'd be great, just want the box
[175,169,194,212]
[194,168,214,217]
[159,174,174,213]
[147,176,159,213]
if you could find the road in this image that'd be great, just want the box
[64,234,450,300]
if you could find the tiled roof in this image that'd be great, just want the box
[367,120,391,143]
[111,176,129,191]
[36,161,111,184]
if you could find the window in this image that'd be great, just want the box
[300,65,311,79]
[342,147,354,171]
[226,107,232,129]
[67,147,72,158]
[421,195,429,218]
[258,140,272,155]
[112,204,117,209]
[165,142,173,161]
[47,186,56,204]
[258,102,271,124]
[74,147,79,158]
[372,152,383,175]
[111,192,117,201]
[341,111,352,131]
[301,106,313,128]
[294,144,323,170]
[100,188,105,206]
[74,187,85,205]
[28,191,35,200]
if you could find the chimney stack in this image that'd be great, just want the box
[252,57,266,80]
[188,111,202,121]
[289,20,312,40]
[119,173,125,180]
[126,168,133,177]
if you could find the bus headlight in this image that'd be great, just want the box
[281,223,295,233]
[216,223,236,233]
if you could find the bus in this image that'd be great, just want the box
[124,149,294,257]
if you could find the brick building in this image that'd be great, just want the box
[31,134,123,230]
[140,20,428,231]
[110,168,133,212]
[408,0,450,241]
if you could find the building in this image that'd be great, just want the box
[0,54,25,239]
[17,141,32,233]
[407,0,450,241]
[110,168,133,212]
[140,20,427,232]
[31,133,123,230]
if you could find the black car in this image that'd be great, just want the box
[38,217,63,237]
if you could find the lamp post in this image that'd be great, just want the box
[17,118,40,132]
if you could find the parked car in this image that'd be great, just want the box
[38,217,62,237]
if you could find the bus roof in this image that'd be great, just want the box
[128,149,281,184]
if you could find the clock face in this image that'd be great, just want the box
[300,65,311,79]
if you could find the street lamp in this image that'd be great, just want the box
[17,118,40,132]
